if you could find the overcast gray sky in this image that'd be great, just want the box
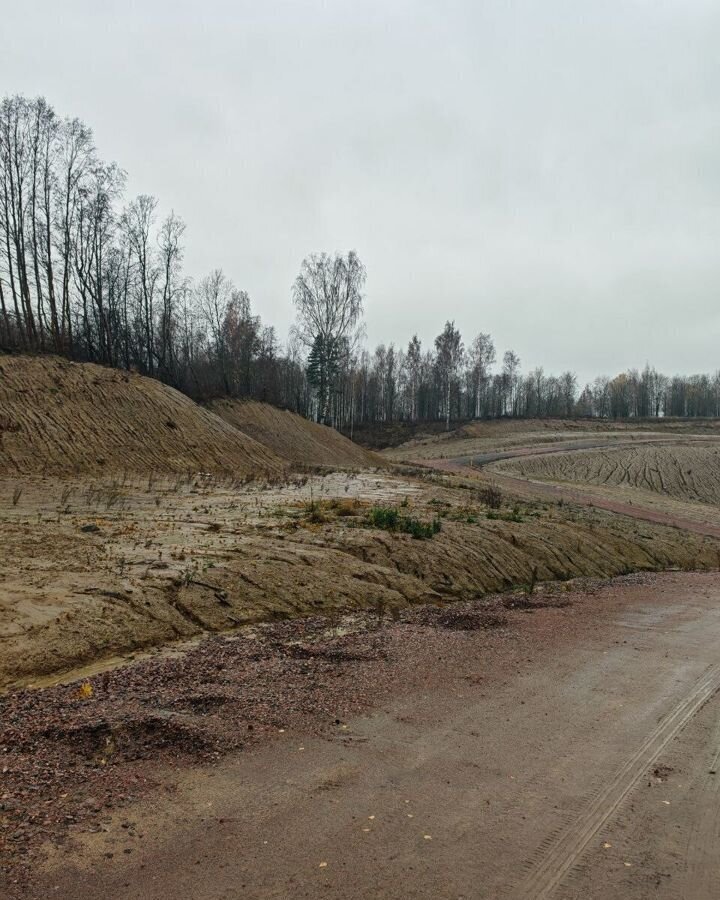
[3,0,719,383]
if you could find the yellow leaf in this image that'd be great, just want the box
[78,681,93,699]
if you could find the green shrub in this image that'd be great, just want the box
[367,507,441,539]
[368,506,399,530]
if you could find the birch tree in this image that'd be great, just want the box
[434,321,464,430]
[292,251,365,425]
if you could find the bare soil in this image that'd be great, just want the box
[6,364,720,897]
[2,468,717,691]
[356,416,672,455]
[385,417,720,463]
[7,571,720,899]
[495,441,720,505]
[0,355,283,477]
[208,398,382,468]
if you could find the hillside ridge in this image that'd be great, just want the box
[209,397,382,468]
[0,355,284,476]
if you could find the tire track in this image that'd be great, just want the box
[679,711,720,896]
[513,662,720,899]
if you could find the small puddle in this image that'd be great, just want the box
[2,635,211,694]
[2,609,298,695]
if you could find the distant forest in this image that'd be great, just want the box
[1,94,718,429]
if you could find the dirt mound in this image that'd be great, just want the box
[384,418,720,463]
[209,398,381,468]
[0,355,284,476]
[496,443,720,506]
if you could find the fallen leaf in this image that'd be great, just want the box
[77,682,93,700]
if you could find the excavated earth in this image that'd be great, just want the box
[5,360,720,897]
[8,571,720,900]
[208,398,381,469]
[2,469,718,691]
[0,356,283,477]
[494,441,720,505]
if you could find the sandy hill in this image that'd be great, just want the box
[209,398,382,468]
[0,355,284,476]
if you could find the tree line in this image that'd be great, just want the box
[0,94,307,406]
[333,350,720,428]
[2,94,718,429]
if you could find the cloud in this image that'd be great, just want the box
[3,0,719,382]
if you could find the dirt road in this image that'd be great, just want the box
[430,439,720,541]
[25,572,720,899]
[492,470,720,540]
[445,435,711,467]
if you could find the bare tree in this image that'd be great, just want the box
[468,332,495,418]
[156,211,187,383]
[502,350,521,416]
[435,321,464,431]
[122,194,159,374]
[57,115,94,354]
[0,96,37,347]
[292,250,365,425]
[197,268,233,394]
[404,335,422,421]
[73,161,125,362]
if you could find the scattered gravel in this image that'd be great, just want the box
[0,574,656,884]
[0,597,506,875]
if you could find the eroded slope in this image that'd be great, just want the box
[209,398,380,468]
[0,356,284,477]
[2,470,718,689]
